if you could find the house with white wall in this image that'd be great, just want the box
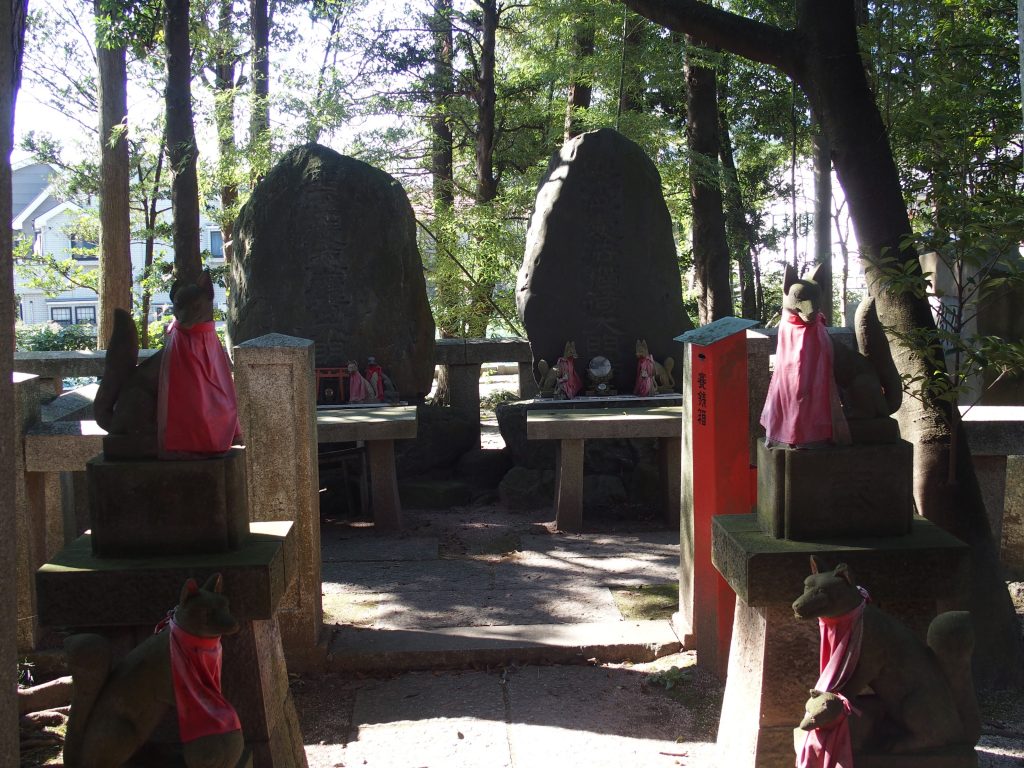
[11,159,227,329]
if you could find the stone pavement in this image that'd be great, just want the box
[293,504,1024,767]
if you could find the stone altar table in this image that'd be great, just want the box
[526,405,681,532]
[316,405,417,531]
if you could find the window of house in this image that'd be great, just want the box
[209,229,224,259]
[70,234,98,259]
[75,305,97,325]
[51,307,72,326]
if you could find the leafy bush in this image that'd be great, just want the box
[15,322,96,352]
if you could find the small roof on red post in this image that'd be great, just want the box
[675,317,760,347]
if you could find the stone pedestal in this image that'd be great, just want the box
[14,373,47,652]
[87,449,249,557]
[36,522,306,768]
[234,334,323,667]
[755,438,913,540]
[712,514,970,768]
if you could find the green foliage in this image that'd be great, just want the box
[647,665,693,690]
[16,322,97,352]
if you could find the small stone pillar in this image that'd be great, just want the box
[13,374,46,652]
[234,334,323,665]
[676,318,760,679]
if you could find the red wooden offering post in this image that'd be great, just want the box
[675,318,758,679]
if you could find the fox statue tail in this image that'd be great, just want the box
[855,297,902,415]
[927,611,981,744]
[93,308,139,432]
[63,633,112,767]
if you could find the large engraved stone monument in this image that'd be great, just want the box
[229,143,435,401]
[517,128,692,394]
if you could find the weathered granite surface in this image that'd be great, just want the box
[516,129,692,393]
[229,143,435,401]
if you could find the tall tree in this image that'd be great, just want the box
[685,39,731,323]
[619,0,1023,686]
[212,0,241,262]
[1,3,30,763]
[564,9,594,140]
[95,0,132,347]
[249,0,270,178]
[164,0,202,285]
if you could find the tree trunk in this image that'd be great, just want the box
[429,0,454,210]
[812,121,833,325]
[685,37,732,324]
[429,0,455,407]
[564,14,594,140]
[95,1,132,349]
[164,0,202,286]
[215,0,238,262]
[467,0,499,336]
[618,13,645,116]
[249,0,270,179]
[621,0,1023,688]
[0,3,29,763]
[718,69,758,320]
[474,0,498,205]
[139,146,163,349]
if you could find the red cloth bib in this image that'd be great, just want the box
[634,355,656,397]
[157,321,241,457]
[797,591,869,768]
[557,356,582,399]
[761,312,840,445]
[166,619,242,743]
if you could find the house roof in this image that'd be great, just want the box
[32,200,82,229]
[12,184,56,229]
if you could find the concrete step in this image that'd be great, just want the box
[324,620,681,672]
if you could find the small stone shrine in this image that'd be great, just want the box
[703,296,978,767]
[229,143,435,402]
[516,128,692,393]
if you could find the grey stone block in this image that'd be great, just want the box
[756,439,913,540]
[87,448,249,558]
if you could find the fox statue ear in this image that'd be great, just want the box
[784,263,798,294]
[834,563,856,586]
[180,578,200,604]
[808,262,828,289]
[809,555,823,574]
[203,572,224,594]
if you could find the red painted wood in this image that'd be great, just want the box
[689,330,751,679]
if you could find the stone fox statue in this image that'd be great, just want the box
[94,271,240,457]
[792,557,980,758]
[63,573,244,768]
[633,338,675,396]
[761,263,902,447]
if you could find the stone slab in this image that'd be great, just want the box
[23,420,105,472]
[14,349,158,380]
[315,406,417,442]
[434,337,533,365]
[338,583,622,629]
[39,383,97,422]
[676,317,761,347]
[527,406,682,440]
[35,521,293,626]
[87,448,249,558]
[515,530,678,557]
[755,439,913,540]
[960,405,1024,456]
[712,514,969,607]
[325,620,681,671]
[320,535,438,563]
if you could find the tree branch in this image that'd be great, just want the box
[618,0,798,77]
